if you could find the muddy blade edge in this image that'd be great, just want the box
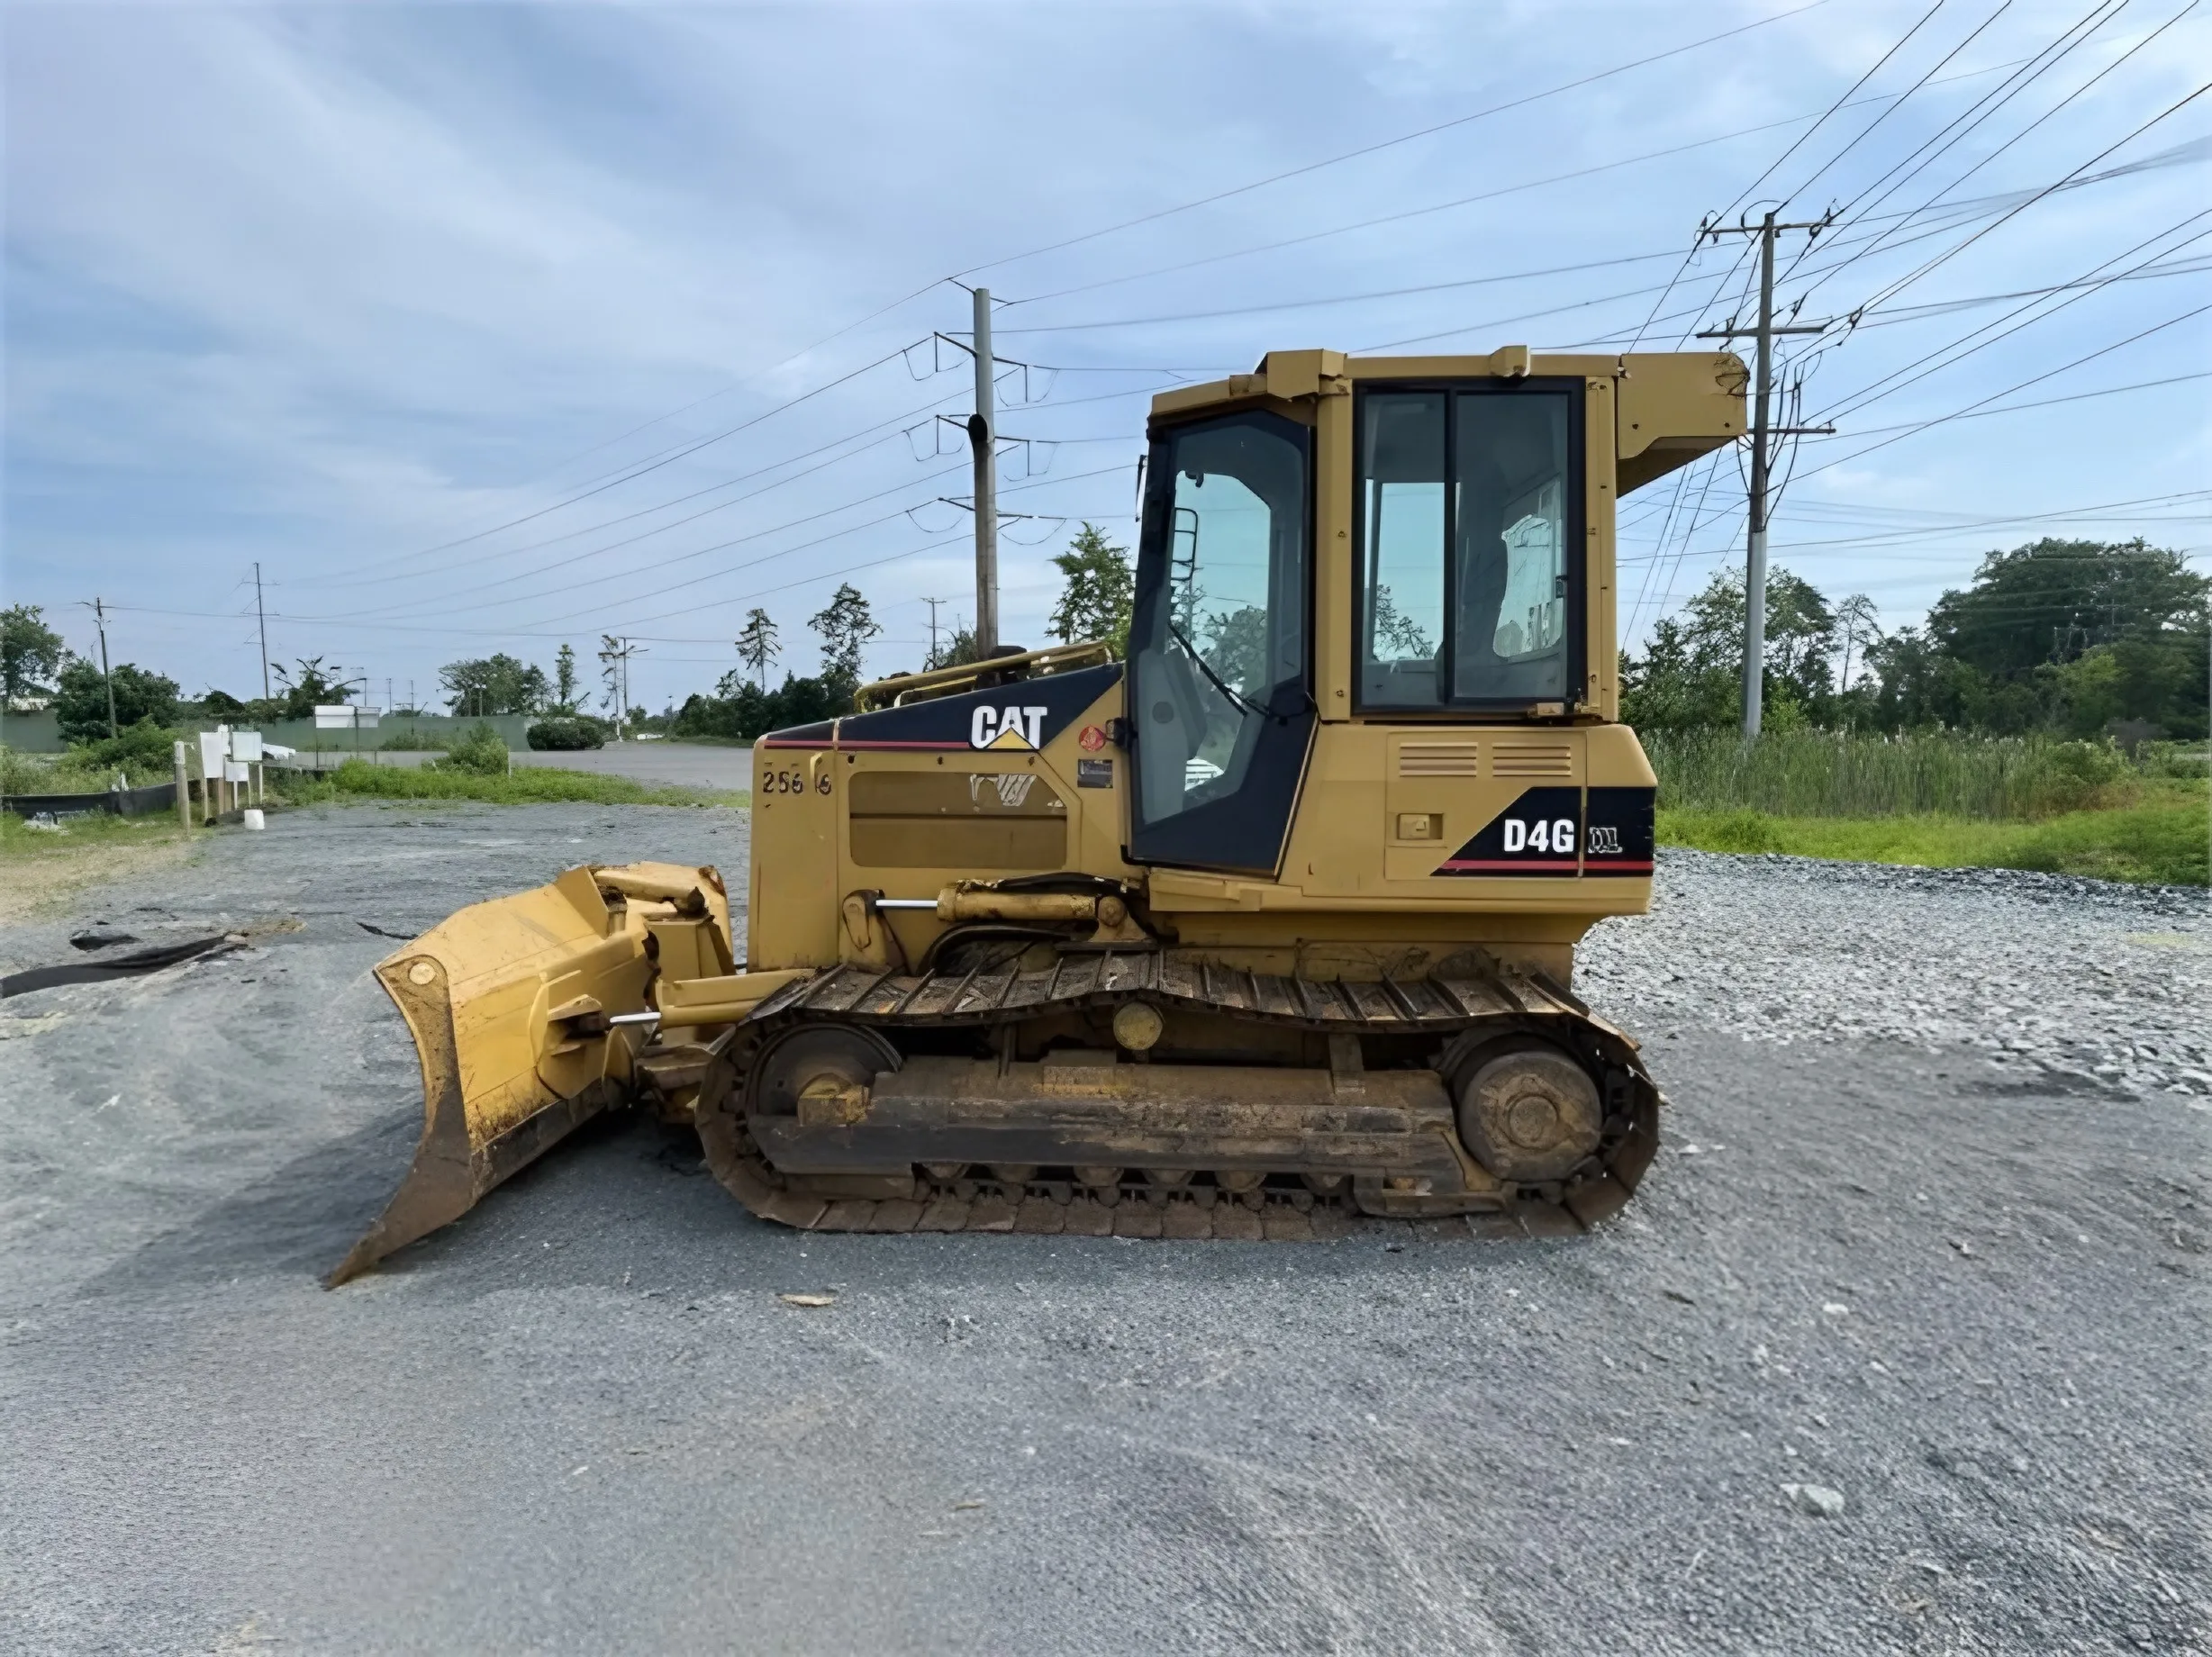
[323,870,662,1286]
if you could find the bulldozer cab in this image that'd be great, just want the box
[1127,348,1739,878]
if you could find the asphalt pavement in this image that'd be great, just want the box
[1,801,2203,1654]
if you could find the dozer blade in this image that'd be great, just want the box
[327,861,724,1286]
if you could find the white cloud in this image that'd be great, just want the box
[6,0,2207,702]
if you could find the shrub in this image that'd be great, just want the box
[432,722,510,776]
[1,746,72,795]
[2015,739,2128,814]
[527,715,606,751]
[73,719,187,783]
[2137,741,2211,781]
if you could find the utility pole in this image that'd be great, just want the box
[599,636,643,741]
[921,596,951,668]
[252,562,272,701]
[89,597,118,738]
[967,286,1000,656]
[1697,210,1835,738]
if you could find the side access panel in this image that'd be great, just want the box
[751,664,1132,970]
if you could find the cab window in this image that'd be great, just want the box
[1355,383,1579,709]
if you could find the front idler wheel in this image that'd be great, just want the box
[747,1025,902,1121]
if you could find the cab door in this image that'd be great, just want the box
[1126,408,1315,875]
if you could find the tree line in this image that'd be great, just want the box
[1623,538,2207,742]
[15,526,2189,761]
[668,522,1134,740]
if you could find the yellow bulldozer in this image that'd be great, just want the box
[329,343,1744,1284]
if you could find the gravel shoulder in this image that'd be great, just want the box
[1,802,2204,1655]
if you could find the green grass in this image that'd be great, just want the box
[278,758,748,809]
[1643,728,2204,819]
[1645,729,2208,886]
[0,807,192,856]
[1659,799,2207,887]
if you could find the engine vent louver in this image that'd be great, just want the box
[1490,743,1575,778]
[1395,742,1482,778]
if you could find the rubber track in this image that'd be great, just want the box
[694,954,1660,1240]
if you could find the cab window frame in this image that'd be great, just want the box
[1350,376,1587,716]
[1123,400,1319,874]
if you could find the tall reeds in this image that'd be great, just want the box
[1640,730,2190,821]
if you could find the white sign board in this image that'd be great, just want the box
[224,761,249,783]
[198,730,227,775]
[230,730,263,763]
[313,704,378,730]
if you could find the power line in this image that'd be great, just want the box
[955,0,1833,280]
[328,340,930,586]
[993,247,1691,336]
[297,410,944,593]
[1789,367,2209,434]
[1003,55,2045,324]
[1777,0,2028,213]
[1628,0,1953,352]
[1621,488,2212,557]
[308,371,1184,616]
[1793,298,2212,480]
[479,462,1137,637]
[313,380,1176,629]
[1009,105,1866,316]
[1618,39,2044,349]
[1824,0,2130,228]
[1358,196,2043,359]
[1731,0,1952,219]
[1803,0,2188,298]
[1841,66,2210,319]
[1768,484,2212,522]
[509,279,957,484]
[336,455,975,622]
[1845,255,2212,326]
[1812,212,2212,423]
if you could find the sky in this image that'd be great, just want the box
[5,0,2207,714]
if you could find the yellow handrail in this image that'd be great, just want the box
[853,640,1115,712]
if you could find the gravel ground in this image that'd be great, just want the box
[0,801,2205,1655]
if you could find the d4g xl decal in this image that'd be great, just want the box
[1435,786,1582,877]
[1582,785,1656,875]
